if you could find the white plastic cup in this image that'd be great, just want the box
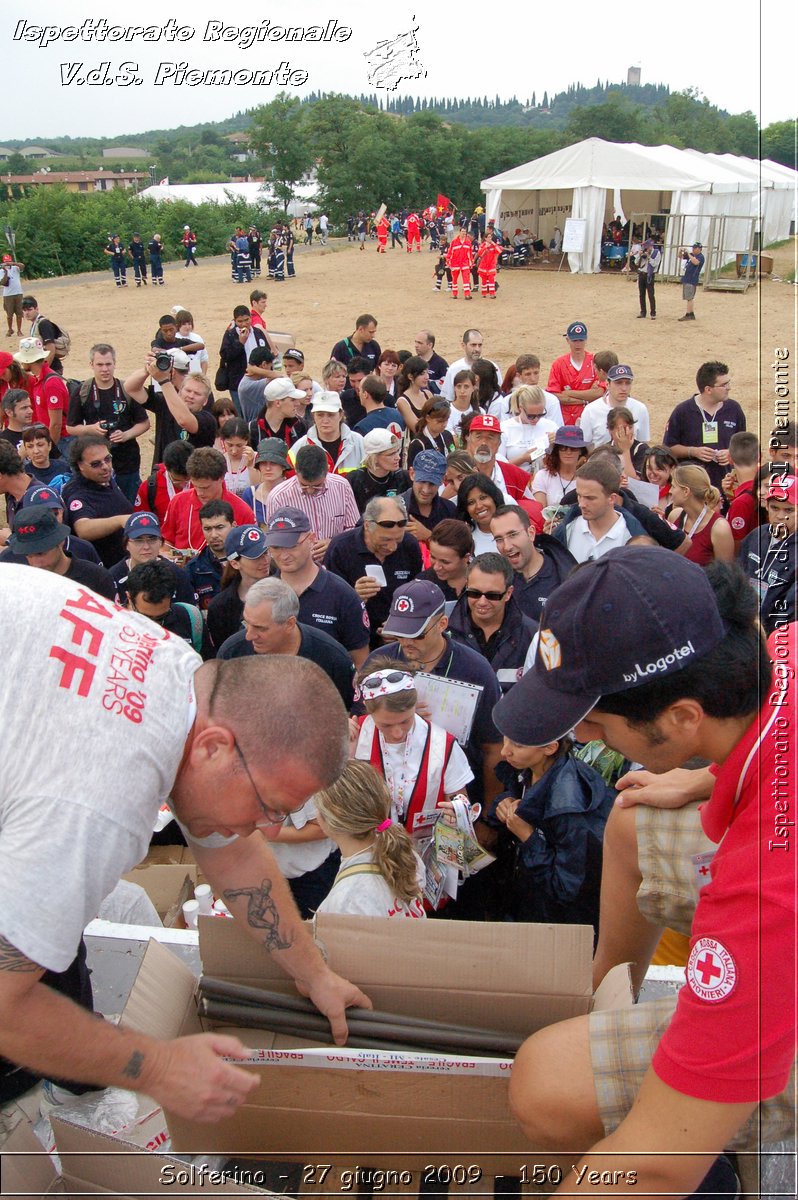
[194,884,213,915]
[212,898,231,918]
[182,899,199,930]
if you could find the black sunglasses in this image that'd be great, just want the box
[373,519,408,529]
[361,670,409,691]
[465,587,507,602]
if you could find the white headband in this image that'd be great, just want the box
[359,669,416,702]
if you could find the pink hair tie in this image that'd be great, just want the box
[376,819,392,833]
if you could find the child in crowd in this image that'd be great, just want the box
[314,760,426,918]
[352,658,474,834]
[490,734,615,940]
[218,417,257,497]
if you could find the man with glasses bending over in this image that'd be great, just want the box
[0,565,369,1146]
[663,361,746,490]
[323,496,422,649]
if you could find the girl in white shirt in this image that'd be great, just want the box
[315,760,426,919]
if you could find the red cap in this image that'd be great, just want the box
[767,475,798,505]
[469,414,501,434]
[0,350,14,371]
[2,254,12,263]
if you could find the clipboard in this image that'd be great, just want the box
[414,673,483,745]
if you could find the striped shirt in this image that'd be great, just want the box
[265,474,360,540]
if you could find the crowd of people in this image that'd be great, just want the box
[0,270,795,1199]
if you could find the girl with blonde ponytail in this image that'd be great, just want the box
[314,761,426,918]
[669,464,734,565]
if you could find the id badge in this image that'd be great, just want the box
[701,421,719,445]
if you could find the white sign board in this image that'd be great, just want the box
[562,218,587,254]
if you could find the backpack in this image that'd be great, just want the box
[174,602,204,655]
[32,314,70,359]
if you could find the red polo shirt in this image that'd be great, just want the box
[31,364,69,429]
[161,485,254,552]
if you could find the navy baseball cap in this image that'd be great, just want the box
[9,505,67,554]
[20,484,64,511]
[382,580,446,639]
[124,512,162,539]
[412,449,447,485]
[493,547,726,746]
[225,525,270,560]
[607,364,634,382]
[564,322,588,341]
[263,507,312,547]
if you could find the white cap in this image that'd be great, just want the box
[363,428,401,456]
[311,390,343,414]
[265,378,306,404]
[166,348,191,372]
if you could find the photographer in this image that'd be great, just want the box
[66,344,150,503]
[678,242,705,322]
[124,349,216,465]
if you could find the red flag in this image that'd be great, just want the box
[437,193,453,213]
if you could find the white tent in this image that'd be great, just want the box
[482,138,794,274]
[137,180,318,219]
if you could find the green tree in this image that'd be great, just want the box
[5,153,28,175]
[247,93,314,209]
[762,120,797,170]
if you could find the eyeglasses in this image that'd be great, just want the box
[297,479,327,495]
[465,587,507,602]
[373,519,408,529]
[522,412,545,422]
[713,381,732,389]
[86,455,113,469]
[233,742,287,828]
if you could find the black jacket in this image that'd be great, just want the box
[219,326,270,392]
[738,526,796,636]
[448,594,536,689]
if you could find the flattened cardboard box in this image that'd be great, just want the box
[0,1116,265,1197]
[121,864,200,927]
[120,915,632,1172]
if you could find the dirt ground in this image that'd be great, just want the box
[22,235,798,474]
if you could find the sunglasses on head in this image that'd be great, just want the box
[465,587,507,602]
[373,518,408,529]
[361,670,409,691]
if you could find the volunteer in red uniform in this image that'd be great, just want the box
[405,212,422,253]
[14,338,69,450]
[476,234,503,299]
[546,322,606,425]
[446,231,474,300]
[496,549,796,1200]
[376,216,389,254]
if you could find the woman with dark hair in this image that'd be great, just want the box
[446,370,480,438]
[374,350,401,401]
[472,358,501,412]
[643,445,678,513]
[0,354,34,411]
[606,406,649,481]
[406,397,455,465]
[456,473,505,554]
[20,422,71,489]
[417,518,474,600]
[395,355,433,434]
[219,417,256,497]
[531,428,588,507]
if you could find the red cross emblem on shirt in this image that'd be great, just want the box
[695,952,723,986]
[686,937,737,1003]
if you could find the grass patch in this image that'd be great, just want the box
[764,237,795,251]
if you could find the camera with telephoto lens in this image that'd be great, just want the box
[154,352,173,373]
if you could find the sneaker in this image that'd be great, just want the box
[650,315,656,320]
[689,1154,740,1198]
[678,313,696,321]
[637,313,647,319]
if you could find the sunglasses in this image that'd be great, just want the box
[522,412,545,422]
[373,519,408,529]
[361,670,409,691]
[465,587,507,602]
[21,424,49,436]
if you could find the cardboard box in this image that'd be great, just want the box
[138,845,196,867]
[119,916,632,1172]
[121,865,200,929]
[0,1116,265,1197]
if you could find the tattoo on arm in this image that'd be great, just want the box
[0,935,42,973]
[121,1050,145,1080]
[223,879,294,952]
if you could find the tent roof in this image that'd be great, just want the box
[137,181,318,213]
[481,137,759,194]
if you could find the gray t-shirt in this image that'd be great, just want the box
[0,565,201,971]
[237,375,269,423]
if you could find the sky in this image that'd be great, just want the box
[3,1,795,142]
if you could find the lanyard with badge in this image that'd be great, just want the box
[753,534,787,601]
[695,398,719,446]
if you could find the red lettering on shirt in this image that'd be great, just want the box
[59,609,104,658]
[65,589,114,620]
[48,646,96,697]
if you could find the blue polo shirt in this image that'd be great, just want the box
[323,526,423,649]
[360,635,502,806]
[354,408,406,438]
[294,567,370,652]
[61,476,134,568]
[217,622,355,708]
